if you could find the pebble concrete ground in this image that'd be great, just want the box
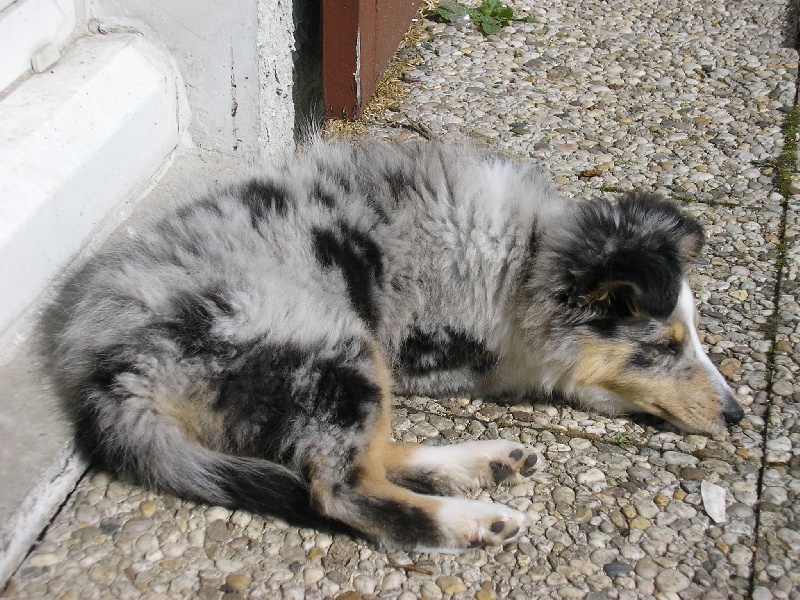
[4,0,800,598]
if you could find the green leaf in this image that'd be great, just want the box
[480,0,500,14]
[480,14,502,34]
[437,5,458,22]
[494,6,514,20]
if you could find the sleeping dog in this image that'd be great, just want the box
[46,141,744,548]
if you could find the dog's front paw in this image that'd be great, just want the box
[436,498,527,547]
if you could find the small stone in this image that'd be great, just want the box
[135,533,159,553]
[777,527,800,548]
[477,404,507,421]
[28,553,59,567]
[629,517,651,530]
[87,565,116,583]
[653,493,670,508]
[772,381,794,397]
[511,124,530,135]
[673,489,687,501]
[635,557,658,579]
[436,575,467,595]
[762,487,788,505]
[160,558,181,569]
[701,480,728,523]
[335,592,361,600]
[633,499,660,519]
[627,466,651,480]
[206,520,230,542]
[225,574,251,592]
[145,548,164,562]
[569,437,593,451]
[139,501,157,517]
[552,486,576,504]
[122,517,153,533]
[718,358,741,377]
[727,503,755,519]
[577,468,606,484]
[353,575,377,595]
[766,437,792,453]
[680,467,706,480]
[663,451,699,467]
[574,505,593,522]
[728,289,748,301]
[476,586,497,600]
[205,506,231,521]
[655,569,690,593]
[280,545,306,563]
[603,561,632,577]
[420,581,444,599]
[303,566,325,585]
[382,571,405,591]
[410,421,439,437]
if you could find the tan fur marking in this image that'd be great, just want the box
[665,319,687,344]
[574,338,630,385]
[577,337,724,433]
[159,389,225,448]
[359,343,396,480]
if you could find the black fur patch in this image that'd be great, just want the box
[237,180,291,228]
[312,181,337,209]
[88,345,136,390]
[397,326,496,376]
[312,223,384,329]
[629,341,682,369]
[352,496,441,547]
[215,459,352,533]
[214,342,381,456]
[555,194,704,321]
[168,290,233,356]
[387,469,448,496]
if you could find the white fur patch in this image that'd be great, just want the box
[677,280,733,394]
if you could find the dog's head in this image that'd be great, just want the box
[534,193,744,434]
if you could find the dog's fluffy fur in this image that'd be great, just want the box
[45,141,744,548]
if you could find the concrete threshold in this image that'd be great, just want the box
[0,145,246,587]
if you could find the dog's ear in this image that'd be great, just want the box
[555,193,705,321]
[577,280,644,317]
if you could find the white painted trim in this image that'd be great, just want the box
[0,33,181,337]
[0,0,83,93]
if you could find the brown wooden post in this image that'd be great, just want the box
[322,0,421,120]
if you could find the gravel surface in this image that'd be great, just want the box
[5,0,799,598]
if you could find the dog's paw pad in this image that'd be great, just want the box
[490,460,514,484]
[489,519,520,540]
[479,507,526,545]
[501,443,541,478]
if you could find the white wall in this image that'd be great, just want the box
[90,0,299,161]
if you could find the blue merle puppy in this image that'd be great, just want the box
[46,141,744,549]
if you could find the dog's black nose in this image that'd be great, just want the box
[724,404,745,425]
[722,390,745,425]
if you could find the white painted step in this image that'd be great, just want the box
[0,31,182,586]
[0,32,182,338]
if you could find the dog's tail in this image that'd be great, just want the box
[71,400,341,531]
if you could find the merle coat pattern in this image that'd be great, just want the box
[45,141,743,548]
